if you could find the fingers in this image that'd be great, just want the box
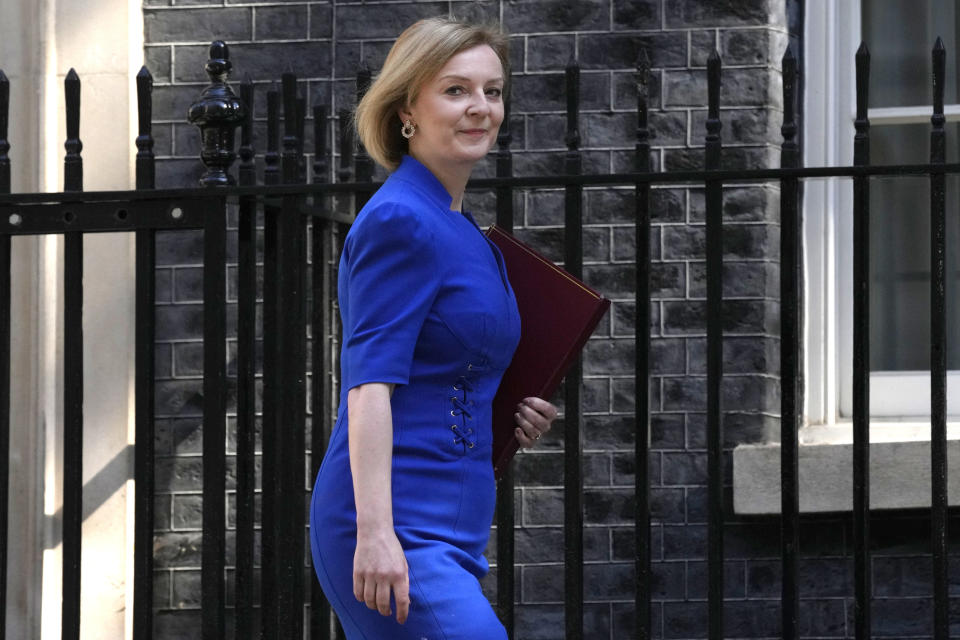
[515,397,559,447]
[395,579,410,624]
[353,566,410,623]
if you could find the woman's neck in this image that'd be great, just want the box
[411,153,472,212]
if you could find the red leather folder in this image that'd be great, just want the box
[485,225,611,479]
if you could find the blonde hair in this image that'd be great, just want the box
[355,17,510,171]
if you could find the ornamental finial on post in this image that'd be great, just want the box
[188,41,246,186]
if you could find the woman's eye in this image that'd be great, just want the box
[446,86,465,95]
[486,88,503,98]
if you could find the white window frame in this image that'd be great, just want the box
[734,0,960,514]
[805,0,960,423]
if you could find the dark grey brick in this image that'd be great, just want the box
[172,494,203,529]
[663,146,777,173]
[688,261,778,298]
[872,597,932,637]
[611,450,660,486]
[174,41,331,82]
[154,610,201,640]
[254,5,309,40]
[583,377,610,412]
[154,570,172,608]
[663,601,706,638]
[799,599,848,637]
[722,28,788,65]
[664,0,773,28]
[610,298,661,336]
[522,564,564,603]
[584,488,634,524]
[724,600,781,637]
[662,299,778,335]
[504,0,610,33]
[612,224,660,262]
[583,414,636,450]
[154,532,202,567]
[525,34,575,72]
[691,107,779,145]
[172,569,202,609]
[155,494,173,530]
[662,225,704,260]
[155,342,173,378]
[651,413,685,449]
[690,29,717,66]
[152,85,203,122]
[336,3,447,39]
[611,374,660,412]
[156,379,204,416]
[582,32,687,72]
[687,336,779,374]
[156,456,203,492]
[173,341,204,377]
[585,561,634,599]
[514,526,565,564]
[144,8,252,43]
[687,559,746,598]
[614,69,662,111]
[651,262,685,297]
[522,488,564,525]
[725,521,780,559]
[613,0,659,30]
[583,226,610,262]
[514,604,564,639]
[513,450,563,486]
[156,305,203,340]
[723,224,779,258]
[663,523,706,560]
[583,338,634,375]
[584,452,612,486]
[450,0,500,24]
[664,68,776,108]
[511,72,609,112]
[173,266,204,302]
[650,487,684,523]
[145,46,172,83]
[662,375,705,411]
[525,113,567,151]
[661,451,706,485]
[585,263,635,297]
[310,4,335,39]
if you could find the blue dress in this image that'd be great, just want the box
[310,155,521,639]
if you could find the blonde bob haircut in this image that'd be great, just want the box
[355,17,510,171]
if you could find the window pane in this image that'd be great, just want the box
[870,123,960,370]
[863,0,960,107]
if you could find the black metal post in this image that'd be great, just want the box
[704,50,724,640]
[354,68,374,210]
[201,196,228,640]
[929,37,949,640]
[188,42,245,187]
[133,64,156,640]
[852,41,872,640]
[0,67,10,640]
[563,57,584,640]
[265,89,281,186]
[235,75,257,640]
[779,45,800,640]
[310,103,336,640]
[634,49,652,640]
[494,98,515,638]
[62,67,84,640]
[271,71,306,639]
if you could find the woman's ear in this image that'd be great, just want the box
[397,104,414,124]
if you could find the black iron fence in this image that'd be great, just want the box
[0,36,955,640]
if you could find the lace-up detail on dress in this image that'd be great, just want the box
[449,371,477,451]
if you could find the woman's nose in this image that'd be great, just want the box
[466,90,489,115]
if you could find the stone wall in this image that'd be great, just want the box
[138,1,905,639]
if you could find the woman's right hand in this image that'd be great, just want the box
[353,525,410,624]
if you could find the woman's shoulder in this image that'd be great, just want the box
[346,189,438,259]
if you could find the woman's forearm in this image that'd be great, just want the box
[347,383,396,533]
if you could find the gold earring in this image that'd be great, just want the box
[401,119,416,139]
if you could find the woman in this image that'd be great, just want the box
[310,17,558,639]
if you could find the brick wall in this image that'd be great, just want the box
[143,1,943,639]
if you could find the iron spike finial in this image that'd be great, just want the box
[855,42,870,121]
[934,36,945,51]
[188,40,246,186]
[707,50,721,121]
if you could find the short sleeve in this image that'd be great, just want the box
[340,201,442,390]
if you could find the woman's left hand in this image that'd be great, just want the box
[514,397,558,448]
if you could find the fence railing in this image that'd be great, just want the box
[0,35,955,640]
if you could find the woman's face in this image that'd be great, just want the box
[400,45,505,171]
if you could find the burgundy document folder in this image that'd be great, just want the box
[485,225,611,479]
